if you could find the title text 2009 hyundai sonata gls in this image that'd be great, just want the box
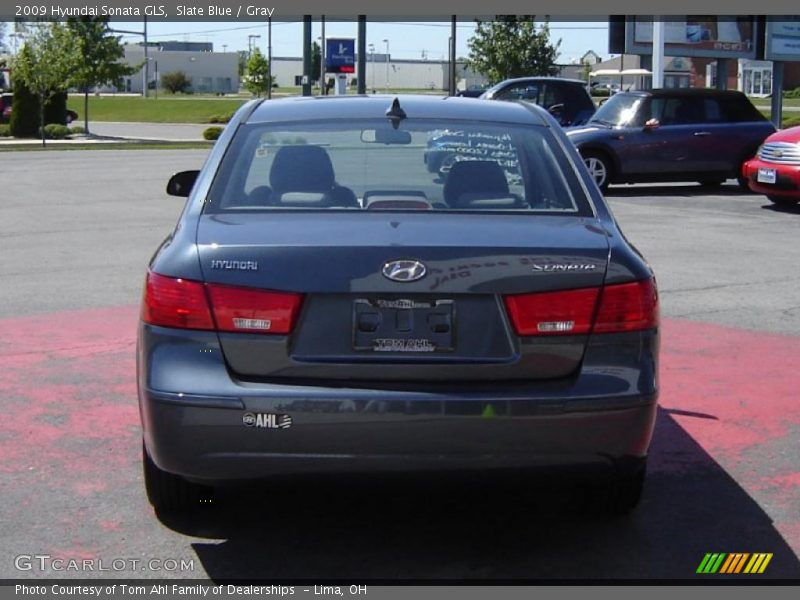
[138,95,659,514]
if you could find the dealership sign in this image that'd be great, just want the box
[765,17,800,61]
[625,16,758,59]
[325,38,356,74]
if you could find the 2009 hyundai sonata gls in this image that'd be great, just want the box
[138,95,659,514]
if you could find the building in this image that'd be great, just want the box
[119,43,239,94]
[268,54,483,91]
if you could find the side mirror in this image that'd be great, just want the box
[643,118,660,132]
[166,170,200,197]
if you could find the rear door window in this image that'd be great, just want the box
[206,119,594,216]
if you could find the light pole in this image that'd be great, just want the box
[248,34,261,57]
[368,43,375,92]
[383,39,389,93]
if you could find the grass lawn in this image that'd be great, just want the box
[67,95,247,123]
[66,88,447,124]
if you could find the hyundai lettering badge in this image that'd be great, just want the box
[382,260,427,282]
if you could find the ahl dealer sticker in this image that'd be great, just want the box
[243,413,292,429]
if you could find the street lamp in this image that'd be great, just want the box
[383,39,389,93]
[248,34,261,57]
[368,43,375,92]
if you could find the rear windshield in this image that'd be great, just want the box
[205,119,593,215]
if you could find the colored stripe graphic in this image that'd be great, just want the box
[697,553,727,573]
[699,553,773,574]
[744,553,774,574]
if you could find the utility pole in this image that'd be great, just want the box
[651,17,665,89]
[383,39,389,93]
[302,16,312,96]
[320,17,326,95]
[357,16,366,95]
[143,15,148,98]
[449,16,456,95]
[267,17,272,99]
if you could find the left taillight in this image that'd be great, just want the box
[141,272,303,335]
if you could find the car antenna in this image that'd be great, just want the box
[385,98,406,129]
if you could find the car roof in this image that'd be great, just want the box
[617,88,749,99]
[246,94,550,126]
[492,76,589,86]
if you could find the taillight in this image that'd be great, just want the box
[141,272,303,334]
[593,278,658,333]
[504,287,600,336]
[141,272,215,330]
[503,278,658,336]
[206,284,302,334]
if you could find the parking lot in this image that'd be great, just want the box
[1,149,799,580]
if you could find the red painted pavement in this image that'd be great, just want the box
[0,306,798,554]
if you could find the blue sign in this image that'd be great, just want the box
[325,38,356,74]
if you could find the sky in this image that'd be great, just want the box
[100,20,611,64]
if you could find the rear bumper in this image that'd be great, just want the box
[138,324,659,482]
[742,158,800,198]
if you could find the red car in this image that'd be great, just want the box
[742,126,800,206]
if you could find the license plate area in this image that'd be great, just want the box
[757,167,777,184]
[353,299,455,352]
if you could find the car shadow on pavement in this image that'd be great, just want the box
[606,183,750,198]
[157,408,800,581]
[761,202,800,215]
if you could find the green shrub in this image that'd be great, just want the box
[782,116,800,129]
[783,87,800,99]
[161,71,192,94]
[0,124,10,137]
[203,126,223,140]
[42,123,71,139]
[207,112,234,124]
[43,91,68,126]
[9,81,39,138]
[69,125,87,134]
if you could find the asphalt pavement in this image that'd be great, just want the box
[1,149,798,580]
[87,122,213,142]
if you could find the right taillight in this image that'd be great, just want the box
[593,278,659,333]
[503,278,658,336]
[141,271,303,335]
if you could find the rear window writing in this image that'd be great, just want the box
[206,119,591,215]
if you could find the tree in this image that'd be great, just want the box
[466,16,561,84]
[237,51,248,77]
[66,17,136,133]
[12,23,79,146]
[244,48,271,97]
[0,21,7,53]
[160,71,191,94]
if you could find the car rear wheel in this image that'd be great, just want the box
[582,151,611,192]
[142,442,212,512]
[767,195,800,207]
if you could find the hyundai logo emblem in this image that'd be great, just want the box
[382,260,427,282]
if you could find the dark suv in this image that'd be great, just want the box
[566,89,775,191]
[480,77,596,127]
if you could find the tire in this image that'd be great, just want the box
[581,151,612,192]
[142,442,212,512]
[767,195,800,207]
[585,463,646,516]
